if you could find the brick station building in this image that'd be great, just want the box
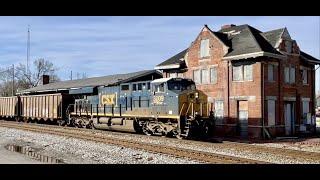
[155,24,320,139]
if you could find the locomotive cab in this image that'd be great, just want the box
[149,78,212,138]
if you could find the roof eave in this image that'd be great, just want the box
[301,56,320,65]
[222,51,286,61]
[154,64,181,70]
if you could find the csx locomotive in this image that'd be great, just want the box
[69,77,214,138]
[0,75,214,139]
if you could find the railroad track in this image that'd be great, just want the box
[220,141,320,162]
[0,121,266,164]
[164,137,320,163]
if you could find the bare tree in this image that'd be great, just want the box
[15,59,60,88]
[0,66,15,96]
[0,59,60,96]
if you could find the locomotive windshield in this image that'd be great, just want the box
[151,78,196,93]
[167,79,195,91]
[154,83,165,93]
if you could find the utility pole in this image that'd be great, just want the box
[71,70,73,80]
[27,25,30,82]
[12,64,14,96]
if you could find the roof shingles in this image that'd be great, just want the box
[19,70,161,94]
[156,24,318,67]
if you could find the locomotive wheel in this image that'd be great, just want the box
[142,123,153,136]
[133,119,143,133]
[86,121,94,129]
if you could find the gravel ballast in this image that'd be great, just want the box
[83,129,320,164]
[1,125,319,164]
[0,127,200,164]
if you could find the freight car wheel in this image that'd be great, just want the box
[58,120,66,126]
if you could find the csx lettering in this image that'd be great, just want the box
[101,94,115,105]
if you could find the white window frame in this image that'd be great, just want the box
[210,67,217,84]
[244,64,253,81]
[201,69,209,84]
[232,65,243,81]
[193,69,201,85]
[200,39,210,58]
[232,64,253,82]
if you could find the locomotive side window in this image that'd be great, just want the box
[121,85,129,91]
[147,82,151,90]
[132,84,137,91]
[154,83,165,93]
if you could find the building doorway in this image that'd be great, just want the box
[284,102,295,136]
[238,100,248,138]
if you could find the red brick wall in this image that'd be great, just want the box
[184,27,229,117]
[159,26,316,139]
[263,42,316,137]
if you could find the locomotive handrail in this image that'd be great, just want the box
[185,102,192,116]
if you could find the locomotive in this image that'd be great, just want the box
[69,77,214,138]
[0,76,214,139]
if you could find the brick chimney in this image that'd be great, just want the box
[221,24,236,30]
[42,75,50,85]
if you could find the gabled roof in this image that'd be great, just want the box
[155,48,188,69]
[219,24,283,59]
[155,24,318,69]
[18,70,162,94]
[261,28,285,48]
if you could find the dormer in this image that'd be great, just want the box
[277,28,300,55]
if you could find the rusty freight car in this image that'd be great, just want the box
[0,96,19,119]
[19,93,72,122]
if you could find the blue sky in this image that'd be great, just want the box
[0,16,319,91]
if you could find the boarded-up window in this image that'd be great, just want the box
[193,70,201,84]
[232,65,243,81]
[302,69,308,84]
[268,64,274,82]
[200,39,210,58]
[215,101,224,124]
[302,101,309,115]
[284,67,290,83]
[201,69,209,84]
[210,67,217,84]
[244,65,253,81]
[285,40,292,53]
[268,100,276,126]
[290,67,295,84]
